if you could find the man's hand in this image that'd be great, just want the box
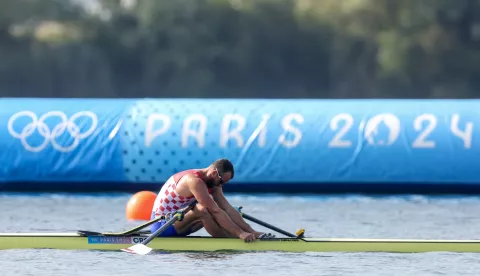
[239,231,256,243]
[253,231,264,238]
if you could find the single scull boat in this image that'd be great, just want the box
[1,230,480,253]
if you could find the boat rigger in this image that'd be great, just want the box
[1,231,480,253]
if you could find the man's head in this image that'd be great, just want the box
[204,158,235,188]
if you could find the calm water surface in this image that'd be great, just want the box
[1,193,480,276]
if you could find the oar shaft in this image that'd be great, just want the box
[141,216,178,245]
[104,217,163,236]
[241,212,297,238]
[142,201,197,245]
[123,218,161,234]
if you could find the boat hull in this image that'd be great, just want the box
[1,232,480,253]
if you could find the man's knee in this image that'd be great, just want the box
[195,204,212,219]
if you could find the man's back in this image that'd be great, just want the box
[151,169,207,217]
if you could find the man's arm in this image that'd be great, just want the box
[186,177,251,240]
[212,187,259,234]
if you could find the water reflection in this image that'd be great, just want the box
[150,250,248,261]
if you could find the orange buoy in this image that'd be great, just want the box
[126,191,157,220]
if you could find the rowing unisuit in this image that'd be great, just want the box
[150,169,212,236]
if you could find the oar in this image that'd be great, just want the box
[121,201,197,255]
[103,217,165,236]
[236,206,305,239]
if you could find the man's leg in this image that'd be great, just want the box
[150,217,180,237]
[173,204,237,238]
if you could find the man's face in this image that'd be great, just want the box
[205,168,232,188]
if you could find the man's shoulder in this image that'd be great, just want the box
[178,173,204,185]
[175,173,206,197]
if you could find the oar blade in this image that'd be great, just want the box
[121,244,153,255]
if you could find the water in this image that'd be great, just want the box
[1,193,480,276]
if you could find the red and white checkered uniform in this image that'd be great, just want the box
[152,169,212,218]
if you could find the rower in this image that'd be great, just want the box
[150,158,268,242]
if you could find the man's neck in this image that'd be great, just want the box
[197,168,208,177]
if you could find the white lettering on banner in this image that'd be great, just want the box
[220,114,246,148]
[450,114,473,148]
[328,113,353,147]
[412,114,437,148]
[181,114,207,148]
[145,114,171,147]
[364,113,401,146]
[257,114,270,148]
[142,112,477,150]
[145,113,272,149]
[8,110,98,152]
[220,114,270,148]
[235,114,271,160]
[278,113,303,148]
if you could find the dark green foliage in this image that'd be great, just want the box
[0,0,478,98]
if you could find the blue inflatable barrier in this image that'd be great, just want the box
[120,99,479,184]
[0,98,129,182]
[0,98,479,193]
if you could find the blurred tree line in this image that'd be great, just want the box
[0,0,479,98]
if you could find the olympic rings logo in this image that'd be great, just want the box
[8,111,98,152]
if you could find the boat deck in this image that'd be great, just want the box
[1,231,480,253]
